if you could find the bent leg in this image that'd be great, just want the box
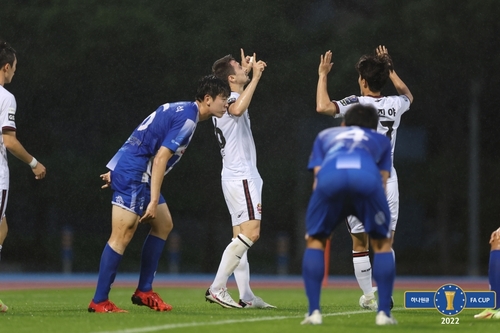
[93,206,139,303]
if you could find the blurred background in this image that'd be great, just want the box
[0,0,498,277]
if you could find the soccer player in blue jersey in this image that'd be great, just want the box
[88,75,230,313]
[301,104,396,325]
[474,227,500,319]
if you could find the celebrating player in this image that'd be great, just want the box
[205,50,274,309]
[474,227,500,319]
[88,75,229,313]
[316,45,413,310]
[0,41,47,312]
[302,104,396,325]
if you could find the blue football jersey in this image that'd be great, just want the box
[107,101,199,181]
[308,126,392,175]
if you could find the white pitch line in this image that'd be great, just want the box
[92,309,386,333]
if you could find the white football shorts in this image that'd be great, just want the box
[347,176,399,233]
[221,178,263,226]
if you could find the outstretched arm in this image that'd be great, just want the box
[316,51,338,116]
[376,45,414,104]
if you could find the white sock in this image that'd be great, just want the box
[234,250,255,301]
[353,251,374,297]
[211,234,253,292]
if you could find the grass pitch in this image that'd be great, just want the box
[0,287,497,333]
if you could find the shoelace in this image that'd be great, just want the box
[104,301,119,311]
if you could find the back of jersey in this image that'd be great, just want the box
[308,126,392,175]
[334,94,411,163]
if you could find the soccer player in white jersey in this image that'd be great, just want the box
[316,45,413,311]
[0,40,47,312]
[205,50,275,309]
[88,75,229,313]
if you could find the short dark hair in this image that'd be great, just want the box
[355,54,390,92]
[0,41,16,68]
[344,104,379,130]
[212,55,236,83]
[195,75,230,102]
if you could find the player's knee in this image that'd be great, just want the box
[243,231,259,243]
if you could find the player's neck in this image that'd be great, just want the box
[361,88,381,97]
[195,100,210,121]
[230,82,244,94]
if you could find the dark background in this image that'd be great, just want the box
[0,0,498,276]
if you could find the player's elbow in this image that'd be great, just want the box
[316,105,333,116]
[2,136,18,151]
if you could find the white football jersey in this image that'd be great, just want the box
[334,94,411,179]
[212,91,260,180]
[0,86,17,188]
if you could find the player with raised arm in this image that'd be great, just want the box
[302,104,396,325]
[205,50,275,309]
[316,45,413,311]
[88,75,229,313]
[0,41,47,312]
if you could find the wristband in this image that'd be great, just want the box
[29,157,38,169]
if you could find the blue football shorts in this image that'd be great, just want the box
[110,172,166,216]
[305,167,391,240]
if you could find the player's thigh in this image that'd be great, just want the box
[110,205,140,239]
[356,188,391,240]
[222,178,262,226]
[305,188,344,239]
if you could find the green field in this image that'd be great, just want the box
[0,287,497,333]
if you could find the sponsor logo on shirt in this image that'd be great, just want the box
[339,96,359,106]
[175,106,184,112]
[8,113,15,121]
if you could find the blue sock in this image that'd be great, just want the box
[93,244,122,303]
[302,248,324,315]
[489,250,500,309]
[137,234,166,292]
[373,252,395,316]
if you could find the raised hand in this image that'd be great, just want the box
[241,48,253,74]
[376,45,394,71]
[319,51,333,76]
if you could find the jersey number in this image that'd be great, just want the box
[336,128,368,142]
[213,119,226,149]
[137,111,157,131]
[380,121,395,140]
